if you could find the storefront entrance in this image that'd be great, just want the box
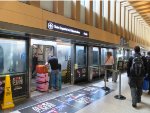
[30,38,72,95]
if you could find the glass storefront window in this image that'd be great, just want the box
[117,48,123,61]
[76,45,86,66]
[57,44,71,70]
[0,39,26,74]
[101,48,107,65]
[93,47,99,65]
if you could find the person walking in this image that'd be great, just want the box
[105,52,114,81]
[127,46,147,108]
[146,51,150,94]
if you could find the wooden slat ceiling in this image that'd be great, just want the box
[128,1,150,25]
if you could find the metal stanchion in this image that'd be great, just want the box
[114,71,126,100]
[101,67,110,91]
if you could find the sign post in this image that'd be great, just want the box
[114,61,126,100]
[1,75,14,109]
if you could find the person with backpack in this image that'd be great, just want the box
[146,51,150,94]
[127,46,147,108]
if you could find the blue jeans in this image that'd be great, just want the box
[50,70,59,89]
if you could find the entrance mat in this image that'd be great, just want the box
[14,86,113,113]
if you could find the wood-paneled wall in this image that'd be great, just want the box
[0,1,150,48]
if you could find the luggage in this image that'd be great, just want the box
[36,65,48,74]
[57,72,62,90]
[143,77,149,91]
[36,82,49,92]
[51,71,62,90]
[112,70,119,82]
[36,65,49,92]
[36,73,49,83]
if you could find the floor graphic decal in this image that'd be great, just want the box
[17,86,113,113]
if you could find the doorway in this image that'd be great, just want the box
[30,38,72,96]
[74,45,88,83]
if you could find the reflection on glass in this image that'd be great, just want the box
[101,48,107,65]
[0,39,26,74]
[93,47,99,65]
[124,50,128,60]
[116,48,123,61]
[57,44,71,70]
[76,45,86,66]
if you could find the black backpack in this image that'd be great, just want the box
[146,56,150,75]
[130,55,145,77]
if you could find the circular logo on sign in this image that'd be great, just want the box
[48,22,54,30]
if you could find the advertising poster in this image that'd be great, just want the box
[19,99,79,113]
[75,67,87,80]
[0,76,5,101]
[77,86,106,101]
[0,74,26,101]
[92,68,99,77]
[56,91,90,109]
[13,86,113,113]
[11,74,26,97]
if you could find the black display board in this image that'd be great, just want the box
[92,67,99,77]
[0,76,5,100]
[0,73,27,101]
[47,21,89,37]
[11,73,27,97]
[75,67,87,80]
[117,61,124,70]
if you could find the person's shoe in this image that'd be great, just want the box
[148,91,150,95]
[132,104,137,108]
[48,89,53,93]
[137,99,141,103]
[54,88,59,91]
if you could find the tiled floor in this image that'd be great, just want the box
[1,73,150,113]
[76,74,150,113]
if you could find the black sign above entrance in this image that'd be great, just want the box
[47,21,89,37]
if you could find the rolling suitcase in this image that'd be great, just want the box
[112,70,118,82]
[36,82,49,92]
[57,72,62,90]
[36,73,49,83]
[36,65,48,74]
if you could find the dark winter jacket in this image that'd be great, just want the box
[127,53,147,78]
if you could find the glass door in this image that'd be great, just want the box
[91,47,100,79]
[74,45,87,82]
[100,48,108,75]
[57,43,71,83]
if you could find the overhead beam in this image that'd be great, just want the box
[134,3,150,9]
[129,1,149,7]
[136,7,150,12]
[131,3,150,8]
